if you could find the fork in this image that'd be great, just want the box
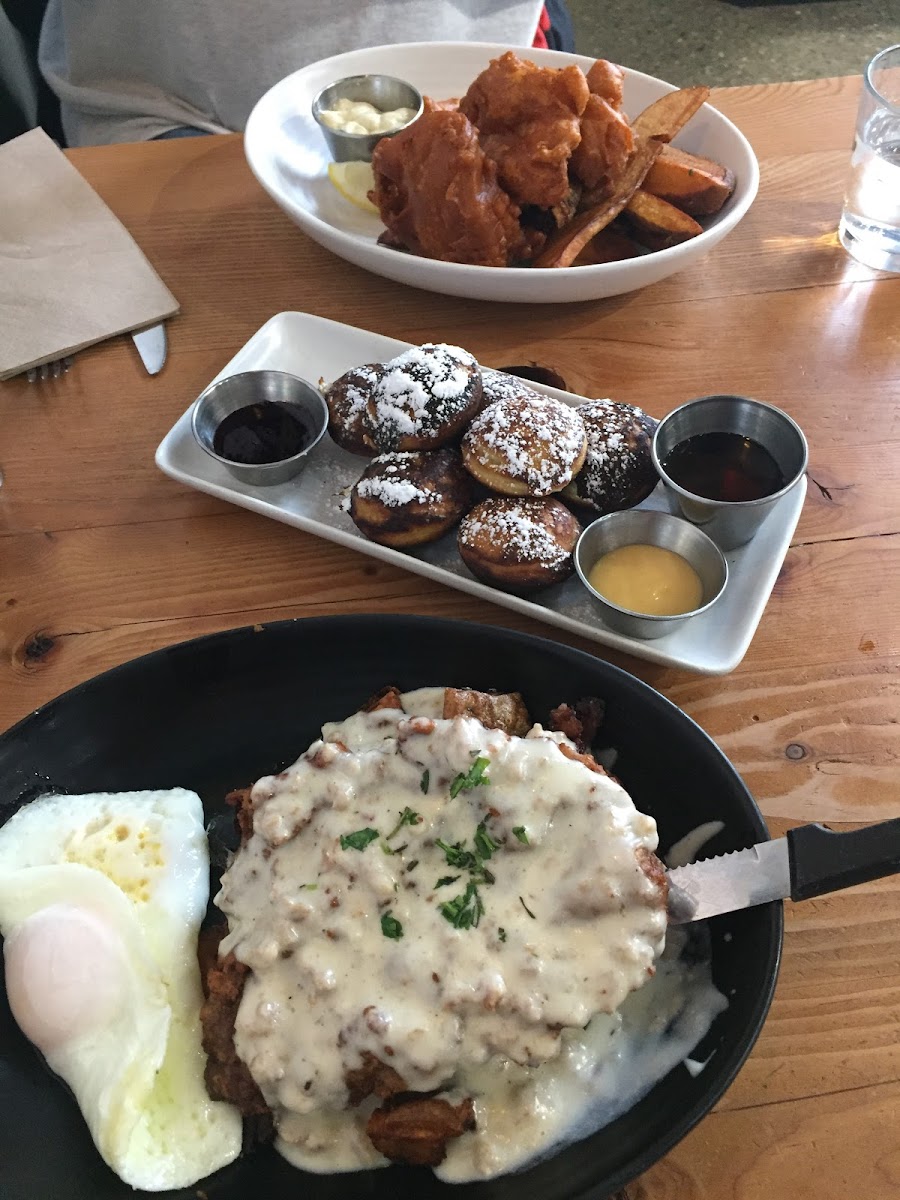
[26,356,73,383]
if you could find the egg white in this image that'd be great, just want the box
[0,789,242,1190]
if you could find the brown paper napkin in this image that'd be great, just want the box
[0,128,180,381]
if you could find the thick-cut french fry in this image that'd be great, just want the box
[574,226,644,266]
[642,144,736,216]
[622,188,703,250]
[630,86,710,142]
[550,184,583,229]
[533,138,663,268]
[521,86,717,268]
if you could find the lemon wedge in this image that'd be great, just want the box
[327,161,378,215]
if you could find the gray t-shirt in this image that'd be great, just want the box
[39,1,545,146]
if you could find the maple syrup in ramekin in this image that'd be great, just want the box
[661,431,786,503]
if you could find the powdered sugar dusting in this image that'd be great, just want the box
[358,477,434,506]
[326,363,384,452]
[480,368,538,406]
[464,395,586,496]
[354,452,441,507]
[344,366,380,419]
[571,399,657,510]
[460,499,573,568]
[369,343,480,450]
[327,364,381,420]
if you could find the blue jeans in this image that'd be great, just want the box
[152,126,211,140]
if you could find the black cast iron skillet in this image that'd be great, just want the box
[0,615,782,1200]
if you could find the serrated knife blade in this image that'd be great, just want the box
[667,819,900,924]
[667,841,790,923]
[131,322,167,375]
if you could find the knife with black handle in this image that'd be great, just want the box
[667,818,900,923]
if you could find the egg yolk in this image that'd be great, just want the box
[4,904,126,1049]
[588,543,703,616]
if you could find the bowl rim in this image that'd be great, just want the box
[244,40,760,283]
[574,510,729,622]
[0,614,783,1199]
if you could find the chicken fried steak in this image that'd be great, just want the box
[200,686,670,1177]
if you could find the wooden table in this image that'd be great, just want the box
[2,75,899,1197]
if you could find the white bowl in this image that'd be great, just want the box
[244,42,759,304]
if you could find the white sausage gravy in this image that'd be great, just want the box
[215,688,726,1179]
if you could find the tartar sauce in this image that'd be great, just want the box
[318,98,417,136]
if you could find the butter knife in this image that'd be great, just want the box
[667,819,900,923]
[131,322,167,375]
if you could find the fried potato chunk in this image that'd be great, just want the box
[345,1051,407,1106]
[622,187,703,250]
[642,144,736,215]
[367,1095,476,1168]
[363,685,405,712]
[548,697,606,752]
[442,687,532,736]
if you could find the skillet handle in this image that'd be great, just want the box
[787,819,900,902]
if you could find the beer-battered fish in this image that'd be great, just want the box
[371,108,532,266]
[459,51,589,209]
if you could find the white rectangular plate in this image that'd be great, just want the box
[156,312,805,675]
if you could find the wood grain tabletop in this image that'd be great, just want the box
[2,74,899,1198]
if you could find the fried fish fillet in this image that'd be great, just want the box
[459,51,589,209]
[585,58,626,107]
[370,107,532,266]
[570,92,634,193]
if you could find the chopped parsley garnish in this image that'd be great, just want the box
[498,927,507,942]
[449,755,490,799]
[435,818,500,927]
[420,769,430,794]
[381,807,423,855]
[340,827,379,852]
[519,896,536,919]
[381,911,403,940]
[440,881,484,929]
[474,821,498,860]
[386,806,422,841]
[436,839,478,871]
[304,882,318,891]
[512,826,529,844]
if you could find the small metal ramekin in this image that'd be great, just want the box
[312,74,423,163]
[651,395,809,550]
[575,509,728,640]
[191,370,328,487]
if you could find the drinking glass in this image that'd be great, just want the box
[838,44,900,273]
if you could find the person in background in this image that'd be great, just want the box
[38,0,576,147]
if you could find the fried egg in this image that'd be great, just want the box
[0,789,242,1190]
